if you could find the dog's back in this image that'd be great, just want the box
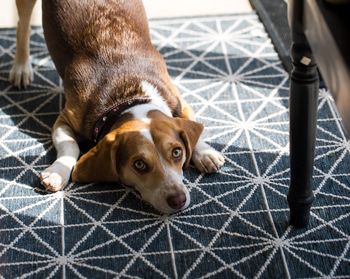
[42,0,176,140]
[42,0,152,78]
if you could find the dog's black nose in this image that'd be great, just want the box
[166,193,186,209]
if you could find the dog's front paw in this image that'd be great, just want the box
[40,163,70,192]
[192,142,225,173]
[9,61,34,88]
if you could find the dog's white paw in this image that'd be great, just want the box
[9,61,34,88]
[192,142,225,173]
[40,163,70,192]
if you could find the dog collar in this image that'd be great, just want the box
[93,97,151,143]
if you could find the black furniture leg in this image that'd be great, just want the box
[287,0,319,228]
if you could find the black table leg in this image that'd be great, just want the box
[287,0,319,228]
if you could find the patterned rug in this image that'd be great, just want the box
[249,0,291,73]
[1,14,350,279]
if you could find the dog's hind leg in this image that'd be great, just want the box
[9,0,37,88]
[40,116,80,192]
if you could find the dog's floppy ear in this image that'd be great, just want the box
[72,132,119,183]
[176,118,204,168]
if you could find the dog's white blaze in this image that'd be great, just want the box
[165,166,191,210]
[159,155,190,211]
[124,80,172,124]
[140,128,154,144]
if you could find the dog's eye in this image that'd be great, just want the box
[134,160,147,171]
[172,148,182,160]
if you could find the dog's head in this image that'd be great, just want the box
[72,111,203,214]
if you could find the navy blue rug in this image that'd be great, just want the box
[1,14,350,278]
[249,0,292,73]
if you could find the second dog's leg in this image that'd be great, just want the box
[9,0,37,88]
[40,117,80,192]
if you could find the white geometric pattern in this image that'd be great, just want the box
[0,14,349,278]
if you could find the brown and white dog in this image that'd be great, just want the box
[10,0,225,214]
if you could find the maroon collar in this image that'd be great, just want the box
[93,97,151,143]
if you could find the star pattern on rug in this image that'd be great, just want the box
[0,14,349,278]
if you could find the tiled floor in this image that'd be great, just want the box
[0,0,252,27]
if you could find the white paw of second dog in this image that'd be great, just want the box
[40,163,70,192]
[9,61,34,88]
[192,142,225,173]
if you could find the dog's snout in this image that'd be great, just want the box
[166,193,186,210]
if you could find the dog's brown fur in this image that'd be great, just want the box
[42,0,187,143]
[10,0,225,213]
